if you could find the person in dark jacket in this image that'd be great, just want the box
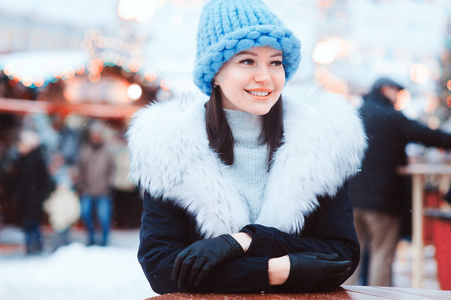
[127,0,367,294]
[13,130,53,254]
[347,77,451,286]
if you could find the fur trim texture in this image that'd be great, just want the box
[127,88,367,238]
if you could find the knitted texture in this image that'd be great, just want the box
[223,109,269,223]
[194,0,301,95]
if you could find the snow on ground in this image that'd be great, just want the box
[0,229,157,300]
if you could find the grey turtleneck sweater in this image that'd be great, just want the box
[223,109,269,223]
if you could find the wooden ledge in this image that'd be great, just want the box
[147,286,451,300]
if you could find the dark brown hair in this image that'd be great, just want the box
[205,86,284,168]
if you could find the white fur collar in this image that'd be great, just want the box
[127,88,367,238]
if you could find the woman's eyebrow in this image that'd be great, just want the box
[235,51,283,57]
[236,51,257,57]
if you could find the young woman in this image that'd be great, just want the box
[127,0,367,294]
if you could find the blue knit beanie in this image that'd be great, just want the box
[194,0,301,95]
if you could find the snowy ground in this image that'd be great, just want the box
[0,227,157,300]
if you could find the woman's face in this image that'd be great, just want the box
[213,46,285,115]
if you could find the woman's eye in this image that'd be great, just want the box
[239,59,254,65]
[270,60,283,67]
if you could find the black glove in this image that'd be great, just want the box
[280,252,352,292]
[171,234,244,290]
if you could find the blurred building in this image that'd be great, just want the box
[0,3,172,132]
[0,0,122,54]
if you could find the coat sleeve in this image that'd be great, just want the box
[241,182,360,284]
[138,192,271,295]
[399,113,451,148]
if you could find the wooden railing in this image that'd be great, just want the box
[146,286,451,299]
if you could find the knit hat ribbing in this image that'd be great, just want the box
[194,0,301,95]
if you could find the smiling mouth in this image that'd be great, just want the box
[245,90,273,97]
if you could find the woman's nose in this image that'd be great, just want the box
[254,66,271,83]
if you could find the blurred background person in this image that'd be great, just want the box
[76,121,115,246]
[43,115,81,250]
[0,114,19,228]
[50,115,80,166]
[12,130,54,254]
[111,131,141,229]
[44,153,80,251]
[347,77,451,286]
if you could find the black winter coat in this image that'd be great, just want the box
[128,92,367,294]
[139,183,358,294]
[13,146,53,222]
[349,86,451,215]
